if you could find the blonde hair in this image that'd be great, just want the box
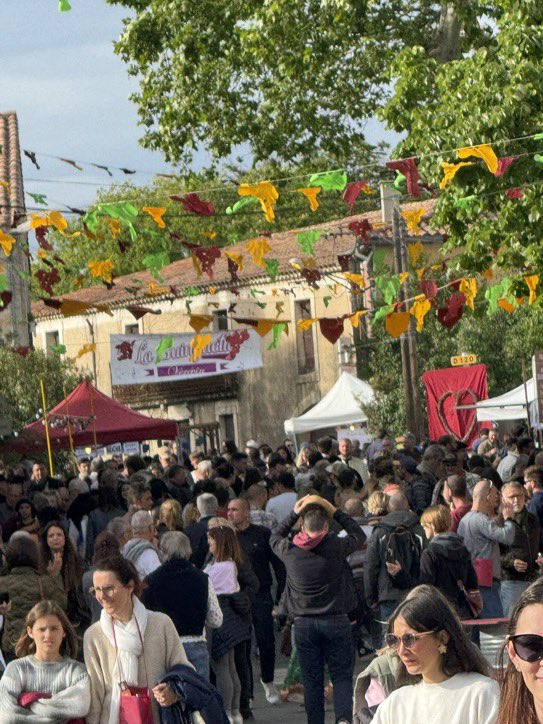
[420,504,451,534]
[15,600,78,659]
[159,499,183,531]
[207,516,236,531]
[367,491,390,516]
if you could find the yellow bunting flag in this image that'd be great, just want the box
[146,282,168,295]
[458,144,499,174]
[107,218,121,237]
[297,318,318,332]
[399,272,410,285]
[143,206,167,228]
[88,259,114,283]
[498,298,515,314]
[401,208,425,235]
[60,300,112,317]
[459,278,477,311]
[407,241,424,267]
[224,251,244,271]
[525,275,539,304]
[0,230,15,257]
[76,343,96,359]
[296,187,321,211]
[344,272,365,289]
[238,181,279,223]
[245,238,271,268]
[349,310,367,328]
[208,286,218,295]
[190,334,211,362]
[31,211,79,237]
[189,314,213,333]
[439,161,474,189]
[385,311,411,338]
[191,254,203,278]
[410,296,431,331]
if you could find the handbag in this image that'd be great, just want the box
[112,619,153,724]
[18,692,85,724]
[457,580,484,618]
[472,558,494,588]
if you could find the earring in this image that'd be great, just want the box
[438,643,448,655]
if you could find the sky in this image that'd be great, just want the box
[0,0,398,213]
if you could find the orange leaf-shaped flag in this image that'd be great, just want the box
[245,238,271,268]
[238,181,279,223]
[407,241,424,267]
[525,275,539,304]
[88,259,114,283]
[297,318,318,332]
[385,311,410,338]
[410,296,431,331]
[0,230,15,257]
[146,282,169,295]
[255,319,277,337]
[189,314,213,333]
[440,161,474,189]
[458,144,499,174]
[107,218,121,237]
[190,333,211,362]
[483,268,494,280]
[459,278,477,311]
[208,286,218,295]
[401,208,425,235]
[498,298,515,314]
[143,206,167,228]
[76,343,96,359]
[296,187,321,212]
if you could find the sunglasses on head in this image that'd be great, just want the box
[509,634,543,662]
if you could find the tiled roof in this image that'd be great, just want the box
[32,197,440,320]
[0,112,25,228]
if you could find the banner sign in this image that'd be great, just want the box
[110,329,263,386]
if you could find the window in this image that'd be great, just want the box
[213,310,229,332]
[124,324,139,335]
[219,413,236,443]
[294,301,316,374]
[45,330,60,355]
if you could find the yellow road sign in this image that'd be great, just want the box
[451,354,477,367]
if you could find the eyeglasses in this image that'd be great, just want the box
[89,585,117,600]
[385,630,437,650]
[509,634,543,662]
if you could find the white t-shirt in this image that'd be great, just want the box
[135,548,161,579]
[372,672,499,724]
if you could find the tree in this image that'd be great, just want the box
[0,349,85,432]
[106,0,494,164]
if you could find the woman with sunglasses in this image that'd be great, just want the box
[83,555,192,723]
[371,584,498,723]
[498,577,543,723]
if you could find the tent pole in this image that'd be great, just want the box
[292,433,299,460]
[63,385,77,476]
[40,379,55,477]
[522,360,533,439]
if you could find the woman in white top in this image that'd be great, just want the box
[371,584,499,724]
[499,577,543,723]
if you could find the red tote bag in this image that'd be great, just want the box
[113,619,153,724]
[473,558,494,588]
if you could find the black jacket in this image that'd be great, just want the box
[143,559,209,636]
[236,523,285,596]
[270,509,365,616]
[419,533,478,618]
[185,516,213,569]
[364,510,425,607]
[159,663,229,724]
[500,508,541,582]
[408,470,437,515]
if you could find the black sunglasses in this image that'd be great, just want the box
[509,634,543,662]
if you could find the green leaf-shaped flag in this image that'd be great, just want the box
[59,0,71,11]
[393,172,406,191]
[52,344,67,355]
[267,322,288,350]
[308,170,348,191]
[264,258,279,281]
[155,336,174,363]
[297,230,320,256]
[225,197,259,215]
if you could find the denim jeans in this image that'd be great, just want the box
[252,590,276,683]
[294,614,354,724]
[500,580,530,617]
[480,581,504,618]
[182,640,210,680]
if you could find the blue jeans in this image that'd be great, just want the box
[480,581,503,618]
[294,614,354,724]
[182,640,210,680]
[500,580,530,617]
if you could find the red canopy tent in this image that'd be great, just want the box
[20,380,177,450]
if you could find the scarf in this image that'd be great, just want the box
[293,529,328,550]
[100,595,149,724]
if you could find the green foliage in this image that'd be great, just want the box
[105,0,494,164]
[0,349,85,432]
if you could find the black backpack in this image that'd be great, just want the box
[381,524,421,589]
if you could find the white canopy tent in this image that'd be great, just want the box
[284,371,374,436]
[470,378,535,422]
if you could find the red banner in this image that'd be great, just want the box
[422,364,488,445]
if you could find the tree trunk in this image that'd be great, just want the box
[430,3,462,63]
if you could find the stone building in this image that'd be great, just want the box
[32,198,441,449]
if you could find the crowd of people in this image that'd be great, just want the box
[0,427,539,722]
